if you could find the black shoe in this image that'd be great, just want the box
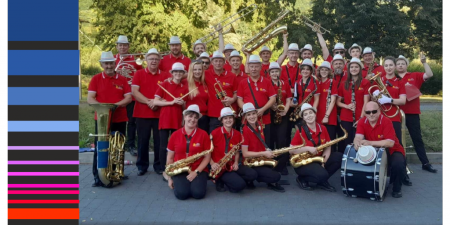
[137,170,146,176]
[91,182,102,187]
[129,147,138,156]
[267,183,285,192]
[402,175,412,186]
[392,191,403,198]
[317,181,336,192]
[422,163,437,173]
[215,180,227,192]
[296,177,313,191]
[278,180,290,185]
[122,175,129,180]
[246,181,256,190]
[281,166,289,175]
[155,170,163,175]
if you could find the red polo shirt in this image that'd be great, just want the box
[356,115,405,156]
[237,76,277,124]
[338,79,370,123]
[155,80,189,129]
[362,63,386,78]
[271,79,292,105]
[131,68,171,118]
[399,72,426,114]
[280,62,300,88]
[211,127,242,163]
[242,123,266,156]
[333,71,348,89]
[294,77,319,107]
[167,128,212,172]
[291,123,330,156]
[260,63,270,78]
[88,72,131,123]
[159,53,191,73]
[204,70,238,118]
[374,76,406,122]
[234,70,249,87]
[317,78,338,126]
[185,81,209,115]
[224,61,245,73]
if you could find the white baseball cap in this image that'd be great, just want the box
[116,35,129,44]
[229,50,243,60]
[348,43,362,54]
[347,57,364,69]
[145,48,160,58]
[332,43,346,52]
[219,107,235,120]
[224,43,236,52]
[183,104,202,118]
[211,50,225,60]
[242,103,257,114]
[170,62,187,73]
[99,51,115,62]
[248,55,262,64]
[318,61,331,70]
[169,36,182,45]
[299,103,317,118]
[300,44,313,53]
[331,54,346,65]
[259,45,272,54]
[288,43,300,52]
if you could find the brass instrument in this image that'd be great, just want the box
[242,10,289,53]
[165,135,214,176]
[368,72,400,118]
[290,124,348,168]
[289,80,318,122]
[365,52,376,80]
[274,82,285,124]
[214,79,236,114]
[198,4,258,44]
[115,53,146,84]
[400,109,413,174]
[244,135,306,168]
[209,134,244,179]
[299,15,330,34]
[89,104,126,187]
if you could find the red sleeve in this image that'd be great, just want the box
[399,81,406,95]
[167,132,176,151]
[326,55,333,63]
[242,126,250,146]
[355,119,365,136]
[414,72,426,87]
[131,71,140,86]
[123,78,131,95]
[88,75,98,92]
[231,76,238,93]
[237,80,245,98]
[382,118,396,141]
[322,125,331,142]
[291,129,302,145]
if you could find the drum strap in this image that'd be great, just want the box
[302,125,321,147]
[247,124,269,149]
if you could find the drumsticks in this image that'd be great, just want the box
[157,83,198,100]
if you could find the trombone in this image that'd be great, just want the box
[299,15,330,34]
[197,4,258,44]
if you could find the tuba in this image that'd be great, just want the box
[89,104,126,188]
[367,72,400,118]
[290,125,348,168]
[242,10,289,53]
[274,82,285,124]
[243,135,306,168]
[209,134,244,179]
[165,135,214,176]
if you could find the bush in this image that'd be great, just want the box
[408,59,442,95]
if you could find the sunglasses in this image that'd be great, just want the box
[365,110,378,115]
[202,61,210,65]
[335,51,345,54]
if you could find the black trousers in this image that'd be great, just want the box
[270,111,289,149]
[126,101,137,148]
[325,124,337,152]
[339,121,356,153]
[219,165,257,192]
[286,108,296,145]
[294,152,343,184]
[273,153,289,173]
[250,166,281,184]
[198,115,210,134]
[93,121,127,184]
[263,124,271,150]
[159,129,176,170]
[172,171,208,200]
[392,121,402,146]
[136,118,160,172]
[388,152,406,192]
[209,117,222,133]
[405,114,429,164]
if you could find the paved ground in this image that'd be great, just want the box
[421,102,442,111]
[79,164,442,225]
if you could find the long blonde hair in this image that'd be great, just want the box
[187,61,206,99]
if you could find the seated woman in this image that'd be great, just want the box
[210,107,257,193]
[166,104,212,200]
[289,103,343,192]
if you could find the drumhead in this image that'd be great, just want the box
[377,149,388,199]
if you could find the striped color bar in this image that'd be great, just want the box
[8,0,79,224]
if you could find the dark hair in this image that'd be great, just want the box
[345,63,363,90]
[383,56,402,79]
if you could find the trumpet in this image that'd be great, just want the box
[197,4,258,44]
[367,72,400,118]
[242,9,289,53]
[299,15,330,34]
[214,80,235,114]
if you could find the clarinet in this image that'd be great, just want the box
[326,79,333,113]
[351,83,357,128]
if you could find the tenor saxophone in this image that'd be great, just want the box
[209,135,244,179]
[243,135,306,168]
[165,136,214,176]
[274,83,285,124]
[290,125,348,168]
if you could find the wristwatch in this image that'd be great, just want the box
[195,170,200,175]
[391,98,394,103]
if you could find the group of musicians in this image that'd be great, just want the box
[87,29,437,200]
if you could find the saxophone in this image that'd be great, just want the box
[274,82,285,124]
[165,135,214,176]
[290,80,318,122]
[209,135,244,179]
[290,125,348,168]
[243,135,306,168]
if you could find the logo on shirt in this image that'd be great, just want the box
[408,78,415,82]
[358,87,364,91]
[378,134,384,139]
[259,88,267,92]
[305,89,311,92]
[222,82,231,87]
[230,143,233,147]
[204,88,208,93]
[392,86,399,89]
[180,93,183,97]
[114,84,124,90]
[158,80,162,84]
[192,143,201,147]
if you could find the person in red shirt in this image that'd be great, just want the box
[87,51,132,187]
[395,54,437,173]
[210,107,257,192]
[291,58,320,115]
[198,52,211,71]
[289,103,342,191]
[204,51,238,133]
[131,48,171,176]
[331,54,348,87]
[361,47,386,79]
[159,36,191,72]
[316,30,347,71]
[166,105,212,200]
[354,101,407,198]
[114,35,143,156]
[316,61,339,152]
[237,55,276,148]
[186,61,209,133]
[154,62,189,180]
[253,33,288,78]
[192,39,207,58]
[228,50,248,130]
[336,57,370,153]
[241,103,285,192]
[222,43,245,72]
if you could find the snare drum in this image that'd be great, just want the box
[341,145,388,201]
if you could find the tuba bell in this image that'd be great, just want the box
[89,104,126,188]
[367,72,400,118]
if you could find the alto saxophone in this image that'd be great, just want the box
[209,135,244,179]
[290,80,318,122]
[290,124,348,168]
[165,136,214,176]
[274,82,285,124]
[243,135,306,168]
